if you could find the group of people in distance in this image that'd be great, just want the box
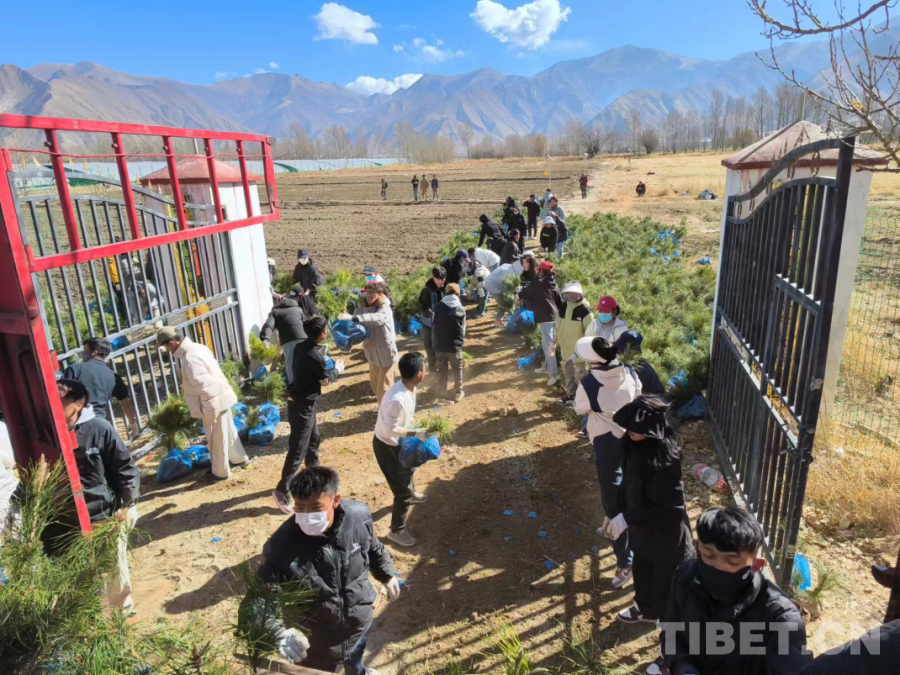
[47,180,897,675]
[410,174,440,201]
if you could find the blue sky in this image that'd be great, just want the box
[3,0,837,94]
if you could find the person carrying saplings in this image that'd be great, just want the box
[441,249,470,285]
[417,267,446,371]
[431,283,466,403]
[248,466,397,675]
[272,317,344,515]
[352,281,399,404]
[260,284,316,386]
[291,249,323,301]
[477,214,505,248]
[607,396,693,629]
[539,216,558,260]
[553,281,594,404]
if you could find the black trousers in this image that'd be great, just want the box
[527,218,538,238]
[422,325,437,371]
[277,399,320,493]
[631,522,692,620]
[372,435,415,534]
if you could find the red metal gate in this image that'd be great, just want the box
[0,115,280,533]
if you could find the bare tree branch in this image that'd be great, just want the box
[747,0,893,37]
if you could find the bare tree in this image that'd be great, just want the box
[709,90,724,150]
[752,86,773,138]
[584,125,616,157]
[276,123,317,159]
[459,125,475,159]
[749,0,899,170]
[640,128,661,154]
[322,126,352,160]
[626,108,642,155]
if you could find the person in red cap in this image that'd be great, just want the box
[586,296,629,341]
[518,259,563,386]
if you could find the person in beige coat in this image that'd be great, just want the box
[157,327,249,479]
[352,281,399,403]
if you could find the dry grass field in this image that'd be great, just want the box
[126,152,900,673]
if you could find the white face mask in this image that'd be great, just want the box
[295,510,330,536]
[298,257,310,266]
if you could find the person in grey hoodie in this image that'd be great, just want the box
[353,281,399,403]
[431,283,466,403]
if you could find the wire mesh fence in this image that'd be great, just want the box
[834,206,900,447]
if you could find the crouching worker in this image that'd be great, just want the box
[248,466,397,675]
[658,507,812,675]
[55,378,141,613]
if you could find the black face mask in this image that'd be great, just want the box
[697,557,755,602]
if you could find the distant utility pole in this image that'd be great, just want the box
[547,154,554,190]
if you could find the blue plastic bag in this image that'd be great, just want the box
[324,355,335,371]
[667,370,688,389]
[696,256,712,265]
[332,320,368,351]
[259,401,281,426]
[407,318,422,336]
[517,349,542,370]
[188,445,211,468]
[110,335,130,351]
[794,553,813,591]
[398,435,442,468]
[232,402,249,419]
[251,364,268,381]
[234,415,249,440]
[504,308,535,334]
[675,394,707,421]
[249,423,276,446]
[157,449,193,483]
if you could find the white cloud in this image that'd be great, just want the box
[346,73,423,95]
[254,67,269,74]
[314,3,379,45]
[214,71,235,80]
[269,61,280,69]
[434,38,444,46]
[393,44,404,52]
[401,37,465,63]
[471,0,571,49]
[412,37,426,47]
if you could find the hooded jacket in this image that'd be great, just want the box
[63,358,130,421]
[663,560,811,675]
[290,339,336,402]
[260,296,311,345]
[509,212,527,237]
[72,406,140,521]
[353,297,399,368]
[417,278,445,329]
[174,337,239,417]
[432,293,466,353]
[585,316,629,341]
[524,198,541,223]
[254,500,395,665]
[442,256,468,285]
[292,259,324,297]
[540,223,559,252]
[518,272,563,324]
[555,299,593,360]
[473,247,500,271]
[555,218,569,243]
[478,219,505,247]
[499,239,522,266]
[573,362,642,440]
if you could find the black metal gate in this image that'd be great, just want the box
[707,137,855,585]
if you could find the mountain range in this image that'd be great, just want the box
[2,29,894,151]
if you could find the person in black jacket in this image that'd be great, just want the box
[501,196,516,228]
[606,396,692,627]
[500,230,522,266]
[273,318,344,514]
[55,378,140,611]
[613,331,666,396]
[519,253,537,289]
[432,283,466,403]
[553,214,568,259]
[251,466,397,675]
[539,216,559,260]
[261,285,317,385]
[524,194,541,238]
[518,260,563,386]
[417,267,446,371]
[659,507,811,675]
[64,337,139,437]
[509,207,527,252]
[477,214,505,248]
[291,249,324,300]
[442,250,470,285]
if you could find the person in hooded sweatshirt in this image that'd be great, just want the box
[442,250,470,286]
[431,283,466,403]
[553,281,594,403]
[477,214,505,248]
[539,216,559,260]
[484,254,529,298]
[417,267,446,371]
[54,378,141,612]
[660,507,811,675]
[352,281,399,404]
[608,396,693,632]
[261,284,317,385]
[500,229,523,266]
[508,207,528,252]
[586,295,629,340]
[291,249,324,301]
[573,336,641,589]
[518,260,563,387]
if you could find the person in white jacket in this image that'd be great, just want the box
[573,336,642,590]
[585,295,629,341]
[157,327,249,479]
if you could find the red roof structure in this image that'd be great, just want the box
[722,121,887,170]
[138,157,262,185]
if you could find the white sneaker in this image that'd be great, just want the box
[272,490,292,516]
[617,604,657,624]
[386,530,417,547]
[546,376,560,387]
[612,566,633,589]
[410,493,428,504]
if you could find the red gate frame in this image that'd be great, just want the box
[0,114,280,533]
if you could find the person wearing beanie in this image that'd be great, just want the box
[260,283,317,385]
[585,296,629,341]
[431,282,466,403]
[518,259,563,386]
[273,316,345,514]
[441,249,470,285]
[609,396,693,631]
[539,216,559,260]
[573,336,642,589]
[553,281,594,402]
[291,249,324,300]
[477,213,505,248]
